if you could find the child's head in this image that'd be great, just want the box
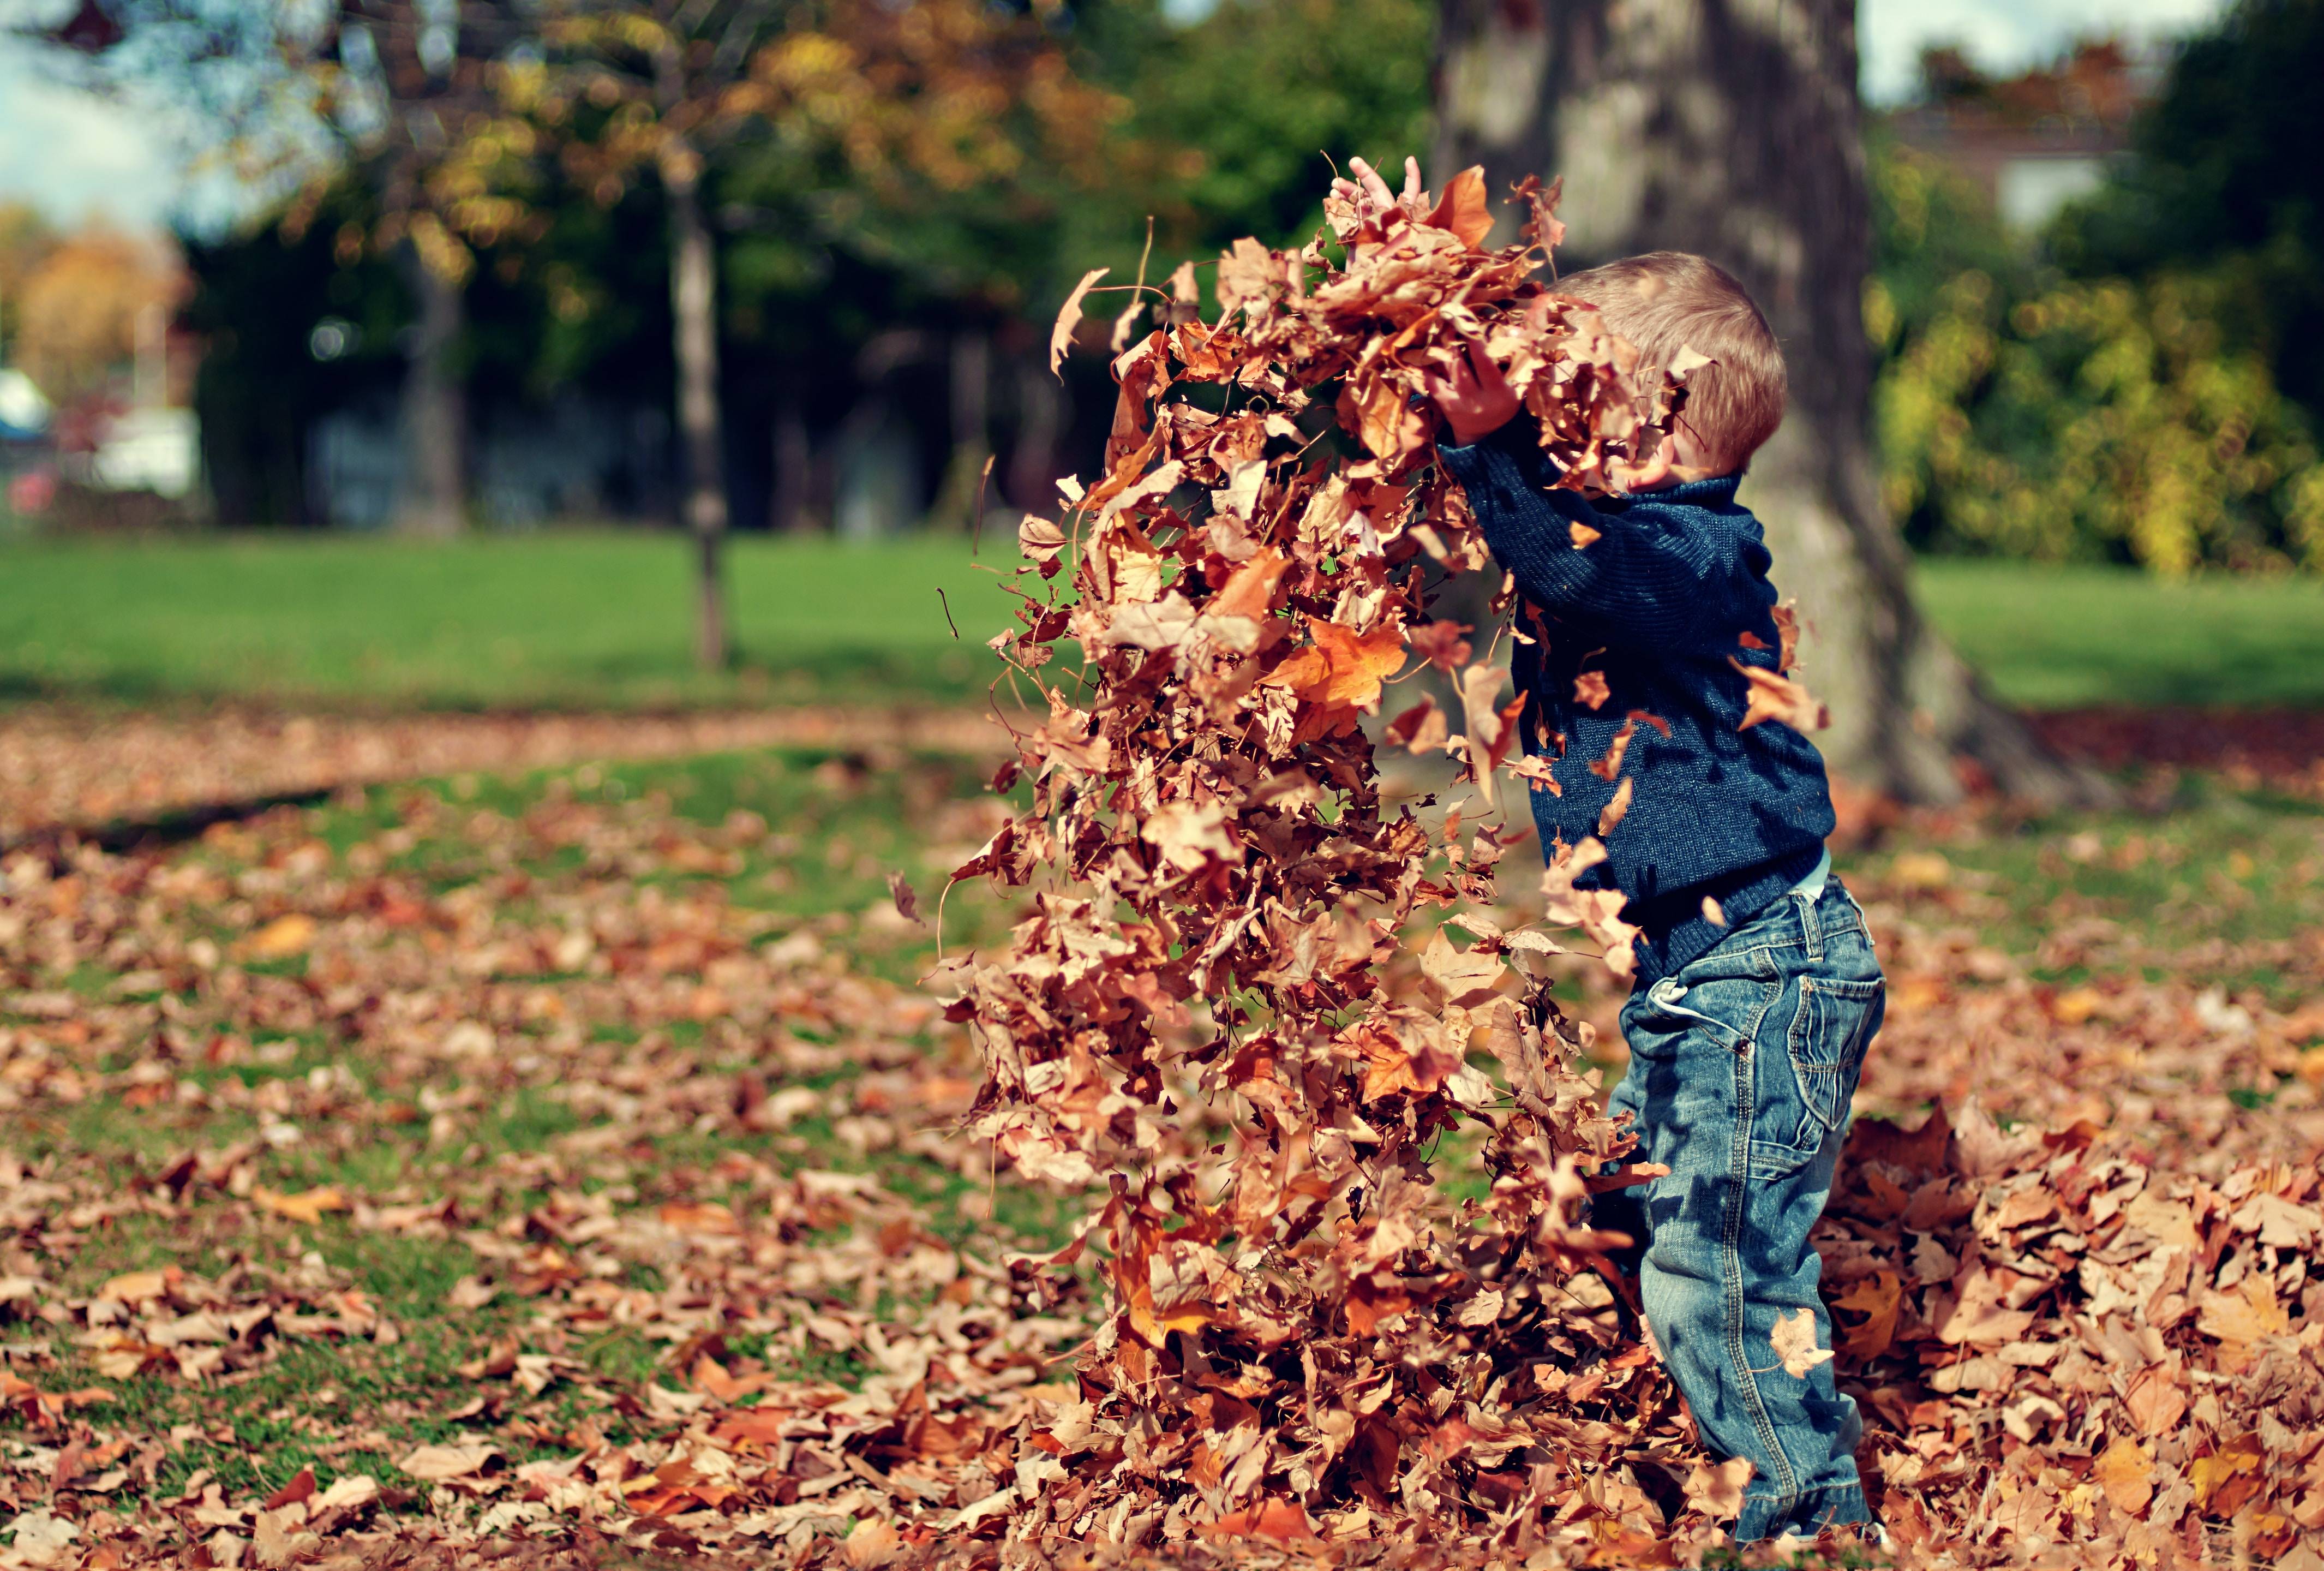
[1555,252,1786,477]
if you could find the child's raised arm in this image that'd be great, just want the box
[1439,429,1771,648]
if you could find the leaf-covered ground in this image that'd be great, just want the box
[1,719,2320,1567]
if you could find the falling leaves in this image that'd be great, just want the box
[1730,656,1830,732]
[943,168,1743,1554]
[1049,266,1108,375]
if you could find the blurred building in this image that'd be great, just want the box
[1889,41,2163,231]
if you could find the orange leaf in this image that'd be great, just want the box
[1830,1269,1902,1362]
[1730,658,1828,732]
[251,1185,348,1226]
[657,1200,740,1235]
[1202,1498,1316,1543]
[2094,1438,2154,1515]
[1207,546,1288,623]
[1262,617,1407,714]
[1423,166,1494,248]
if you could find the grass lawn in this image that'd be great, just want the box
[1914,558,2324,709]
[0,531,1023,710]
[2,533,2321,711]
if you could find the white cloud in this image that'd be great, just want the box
[1860,0,2234,104]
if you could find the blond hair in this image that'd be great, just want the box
[1555,252,1786,473]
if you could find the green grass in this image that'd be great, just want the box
[1839,773,2324,1002]
[5,534,2321,712]
[0,531,1022,710]
[1915,559,2324,709]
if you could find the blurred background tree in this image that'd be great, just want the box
[1872,0,2324,576]
[10,0,2319,734]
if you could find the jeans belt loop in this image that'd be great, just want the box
[1799,887,1824,963]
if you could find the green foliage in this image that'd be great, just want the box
[1872,1,2324,575]
[2049,0,2324,413]
[1871,144,2324,574]
[1071,0,1435,273]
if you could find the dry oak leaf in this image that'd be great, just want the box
[2122,1364,2188,1437]
[1684,1456,1754,1518]
[657,1200,741,1236]
[1049,267,1107,374]
[1201,1497,1317,1543]
[1423,166,1494,248]
[1770,1306,1833,1378]
[237,913,316,960]
[1730,658,1829,732]
[1406,618,1473,674]
[2197,1277,2290,1346]
[397,1442,501,1482]
[842,1518,902,1568]
[1142,798,1242,872]
[2190,1433,2265,1513]
[253,1507,320,1568]
[1573,669,1612,710]
[98,1268,177,1303]
[1829,1268,1903,1361]
[1204,545,1289,625]
[1261,616,1407,714]
[251,1185,348,1226]
[1386,698,1449,755]
[2094,1438,2155,1515]
[1419,929,1505,1006]
[886,870,923,925]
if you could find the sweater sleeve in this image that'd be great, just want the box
[1437,427,1760,647]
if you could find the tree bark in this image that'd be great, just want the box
[1434,0,2097,804]
[663,146,729,670]
[932,328,992,530]
[1009,350,1066,517]
[396,243,467,538]
[770,367,815,532]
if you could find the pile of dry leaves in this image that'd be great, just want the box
[938,170,2324,1564]
[943,171,1810,1554]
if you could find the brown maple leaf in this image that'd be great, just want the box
[1730,658,1829,732]
[1769,1307,1834,1378]
[1261,616,1407,715]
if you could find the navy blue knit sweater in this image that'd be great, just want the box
[1437,423,1834,987]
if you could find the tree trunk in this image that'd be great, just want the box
[1434,0,2096,804]
[770,368,815,532]
[397,243,466,538]
[1009,350,1066,518]
[664,146,729,670]
[932,328,992,530]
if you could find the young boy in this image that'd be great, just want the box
[1360,159,1885,1542]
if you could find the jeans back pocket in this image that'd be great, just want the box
[1780,974,1884,1152]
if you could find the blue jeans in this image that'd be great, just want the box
[1595,876,1884,1542]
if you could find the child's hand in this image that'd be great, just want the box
[1331,154,1430,227]
[1427,337,1520,447]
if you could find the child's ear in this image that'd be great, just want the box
[1614,446,1675,493]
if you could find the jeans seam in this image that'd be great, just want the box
[1724,1013,1799,1512]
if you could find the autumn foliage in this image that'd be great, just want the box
[945,171,1731,1546]
[947,175,2324,1560]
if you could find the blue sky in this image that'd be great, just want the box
[0,0,2239,234]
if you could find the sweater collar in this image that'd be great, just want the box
[1615,473,1742,506]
